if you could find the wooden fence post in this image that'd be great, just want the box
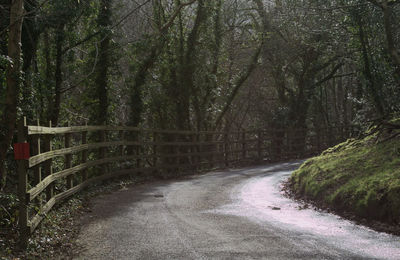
[191,133,197,168]
[119,126,124,157]
[31,119,42,213]
[257,130,263,162]
[196,133,201,167]
[175,133,180,166]
[81,130,88,181]
[136,130,142,169]
[32,119,41,185]
[99,129,106,158]
[65,122,73,189]
[152,131,157,167]
[199,133,204,169]
[208,133,213,169]
[218,133,223,166]
[44,121,53,201]
[17,117,29,248]
[242,132,246,161]
[224,133,228,167]
[99,129,107,175]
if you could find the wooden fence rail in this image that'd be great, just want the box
[16,118,352,246]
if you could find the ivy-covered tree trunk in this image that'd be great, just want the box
[128,43,162,127]
[355,14,385,116]
[0,0,24,189]
[43,30,52,122]
[50,23,66,126]
[289,78,310,155]
[194,0,222,131]
[367,0,400,80]
[177,0,206,130]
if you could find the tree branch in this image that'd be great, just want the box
[215,43,263,129]
[62,0,196,55]
[62,0,152,54]
[313,62,344,88]
[159,0,197,33]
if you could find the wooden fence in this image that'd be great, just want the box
[16,118,350,246]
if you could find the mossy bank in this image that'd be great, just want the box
[288,128,400,232]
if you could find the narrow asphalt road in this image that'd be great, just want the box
[74,161,400,260]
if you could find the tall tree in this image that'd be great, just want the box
[94,0,113,125]
[0,0,24,188]
[367,0,400,80]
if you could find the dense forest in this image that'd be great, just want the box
[0,0,399,206]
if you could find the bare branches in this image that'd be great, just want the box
[159,0,197,33]
[0,0,50,37]
[215,42,263,129]
[62,0,197,55]
[313,62,345,88]
[61,0,197,94]
[60,42,99,94]
[62,0,152,55]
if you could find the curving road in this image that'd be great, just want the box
[75,161,400,260]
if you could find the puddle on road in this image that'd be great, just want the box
[212,163,400,260]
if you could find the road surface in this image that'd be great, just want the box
[75,161,400,259]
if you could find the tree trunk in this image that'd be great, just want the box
[215,44,263,129]
[356,14,385,116]
[129,40,164,127]
[21,0,40,119]
[43,30,52,122]
[0,0,24,189]
[94,0,112,126]
[381,2,400,80]
[288,78,310,155]
[177,0,206,130]
[50,23,65,126]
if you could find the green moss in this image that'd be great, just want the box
[290,132,400,224]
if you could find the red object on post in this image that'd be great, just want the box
[14,143,30,160]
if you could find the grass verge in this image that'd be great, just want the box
[287,128,400,235]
